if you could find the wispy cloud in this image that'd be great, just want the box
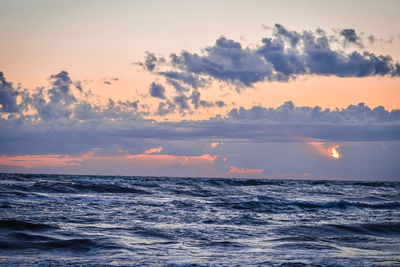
[0,152,218,177]
[0,154,82,168]
[228,165,264,176]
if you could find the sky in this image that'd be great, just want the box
[1,0,400,180]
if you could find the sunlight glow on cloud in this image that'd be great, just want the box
[124,153,217,167]
[210,142,223,148]
[0,154,82,168]
[143,146,163,154]
[0,152,217,171]
[307,142,342,160]
[329,146,341,159]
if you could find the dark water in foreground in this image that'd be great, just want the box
[0,173,399,266]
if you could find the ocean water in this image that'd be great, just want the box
[0,173,399,266]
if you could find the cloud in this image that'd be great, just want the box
[9,70,96,122]
[103,77,119,85]
[210,142,223,148]
[160,71,205,89]
[174,94,190,111]
[136,52,158,72]
[38,71,77,120]
[228,101,400,124]
[0,154,82,168]
[215,101,226,107]
[367,35,376,44]
[228,165,264,176]
[223,102,400,142]
[170,36,274,87]
[0,71,399,157]
[1,99,399,157]
[307,142,342,159]
[274,23,301,47]
[1,71,399,180]
[340,29,361,46]
[189,90,214,109]
[152,88,216,115]
[149,82,166,99]
[167,78,190,93]
[0,72,19,113]
[143,146,163,154]
[74,81,83,92]
[0,70,141,121]
[140,24,400,89]
[157,99,176,115]
[0,152,218,177]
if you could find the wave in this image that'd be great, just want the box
[0,219,99,252]
[0,219,57,231]
[272,242,339,251]
[277,223,400,239]
[0,236,99,252]
[2,182,151,195]
[290,199,400,209]
[217,195,400,214]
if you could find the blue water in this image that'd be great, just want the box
[0,173,399,266]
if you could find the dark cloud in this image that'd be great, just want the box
[174,94,189,111]
[36,71,78,120]
[169,36,274,87]
[74,81,83,92]
[340,29,360,44]
[228,101,400,124]
[140,52,157,72]
[257,36,305,80]
[188,90,214,109]
[119,99,139,111]
[274,23,301,47]
[103,77,119,85]
[159,71,205,89]
[149,82,166,99]
[166,78,190,93]
[157,100,175,116]
[190,90,201,109]
[367,35,376,44]
[0,71,141,122]
[215,100,226,107]
[140,24,400,89]
[0,72,19,113]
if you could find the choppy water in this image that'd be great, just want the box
[0,173,399,266]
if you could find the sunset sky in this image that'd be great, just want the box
[1,0,400,180]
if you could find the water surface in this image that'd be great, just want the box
[0,173,399,266]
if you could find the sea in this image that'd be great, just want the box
[0,173,399,266]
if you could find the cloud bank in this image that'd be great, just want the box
[0,70,399,157]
